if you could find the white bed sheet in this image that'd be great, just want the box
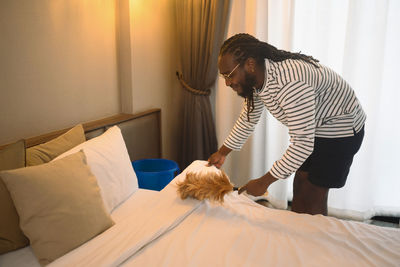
[127,193,400,266]
[2,161,400,267]
[53,161,400,267]
[48,178,200,267]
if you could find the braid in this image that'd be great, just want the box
[220,33,319,66]
[220,33,319,122]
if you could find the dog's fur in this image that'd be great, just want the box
[177,170,233,203]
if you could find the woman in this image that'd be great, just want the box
[208,33,365,215]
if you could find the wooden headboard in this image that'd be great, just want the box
[1,109,162,161]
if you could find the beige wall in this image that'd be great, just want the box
[129,0,182,162]
[0,0,182,161]
[0,1,120,143]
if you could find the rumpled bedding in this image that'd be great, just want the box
[45,160,400,266]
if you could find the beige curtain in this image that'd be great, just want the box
[175,0,231,169]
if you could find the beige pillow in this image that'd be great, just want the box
[0,151,114,265]
[0,139,26,170]
[26,124,86,166]
[0,140,30,254]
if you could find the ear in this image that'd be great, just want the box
[244,57,257,73]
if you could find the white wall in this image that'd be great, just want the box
[129,0,182,161]
[0,0,182,162]
[0,0,120,143]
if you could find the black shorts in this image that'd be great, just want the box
[298,126,365,188]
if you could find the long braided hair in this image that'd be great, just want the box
[220,33,319,121]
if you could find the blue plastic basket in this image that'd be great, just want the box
[132,159,180,191]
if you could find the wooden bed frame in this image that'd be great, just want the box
[1,108,162,161]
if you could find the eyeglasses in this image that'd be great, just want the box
[220,63,240,80]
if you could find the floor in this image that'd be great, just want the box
[255,199,399,229]
[366,216,399,228]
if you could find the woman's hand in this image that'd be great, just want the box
[208,145,232,169]
[238,172,278,196]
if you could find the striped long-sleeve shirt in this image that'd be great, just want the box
[224,59,366,179]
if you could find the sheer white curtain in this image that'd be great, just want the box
[215,0,400,220]
[215,0,295,210]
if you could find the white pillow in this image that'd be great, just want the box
[53,126,138,212]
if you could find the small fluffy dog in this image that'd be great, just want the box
[177,165,233,203]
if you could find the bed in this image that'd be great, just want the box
[1,109,399,267]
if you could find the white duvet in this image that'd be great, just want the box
[3,161,400,267]
[50,161,400,267]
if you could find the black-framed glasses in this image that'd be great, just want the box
[220,63,240,80]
